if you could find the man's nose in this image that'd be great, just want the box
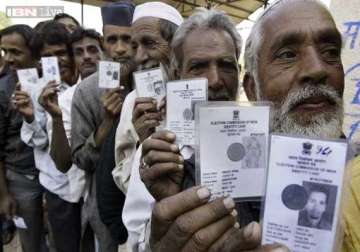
[83,50,91,61]
[114,40,126,56]
[207,64,223,91]
[134,45,149,66]
[299,47,328,85]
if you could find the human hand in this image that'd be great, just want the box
[150,186,290,252]
[132,97,162,143]
[150,186,238,251]
[140,130,183,201]
[102,86,126,120]
[38,81,62,118]
[13,84,34,123]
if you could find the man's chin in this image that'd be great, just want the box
[272,109,343,139]
[81,70,95,79]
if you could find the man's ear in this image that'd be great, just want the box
[242,72,257,101]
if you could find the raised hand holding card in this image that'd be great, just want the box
[41,57,61,84]
[17,68,39,94]
[134,67,165,103]
[99,61,121,89]
[166,78,208,146]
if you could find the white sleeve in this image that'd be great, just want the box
[113,90,139,193]
[122,145,154,252]
[58,88,73,143]
[59,87,86,203]
[20,88,49,149]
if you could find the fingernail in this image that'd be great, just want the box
[170,144,179,152]
[230,209,238,217]
[152,100,157,104]
[120,86,125,90]
[234,222,240,229]
[178,155,184,163]
[197,187,210,200]
[244,222,255,239]
[178,164,183,170]
[223,197,235,210]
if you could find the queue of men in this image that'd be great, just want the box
[0,0,359,251]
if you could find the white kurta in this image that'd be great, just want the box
[113,90,139,193]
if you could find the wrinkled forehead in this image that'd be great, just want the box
[131,17,161,39]
[182,28,237,60]
[259,1,339,49]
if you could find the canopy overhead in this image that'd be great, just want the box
[64,0,268,23]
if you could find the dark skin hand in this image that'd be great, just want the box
[140,130,184,201]
[150,186,290,252]
[95,86,126,147]
[39,81,73,173]
[13,83,34,123]
[132,97,162,143]
[140,131,290,252]
[38,81,62,118]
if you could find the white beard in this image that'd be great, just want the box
[269,85,343,139]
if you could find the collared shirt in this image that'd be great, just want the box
[57,85,86,202]
[21,81,85,203]
[0,90,37,176]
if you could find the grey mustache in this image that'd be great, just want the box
[280,85,341,115]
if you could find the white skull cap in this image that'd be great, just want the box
[132,2,183,26]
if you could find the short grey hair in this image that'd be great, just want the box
[170,8,242,76]
[244,0,329,77]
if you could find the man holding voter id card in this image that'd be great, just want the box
[122,0,355,251]
[122,6,287,252]
[70,1,135,250]
[14,21,85,252]
[113,2,183,193]
[0,24,47,252]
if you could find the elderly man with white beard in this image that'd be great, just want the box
[243,0,344,139]
[133,0,350,251]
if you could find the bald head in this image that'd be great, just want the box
[243,0,344,139]
[245,0,336,78]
